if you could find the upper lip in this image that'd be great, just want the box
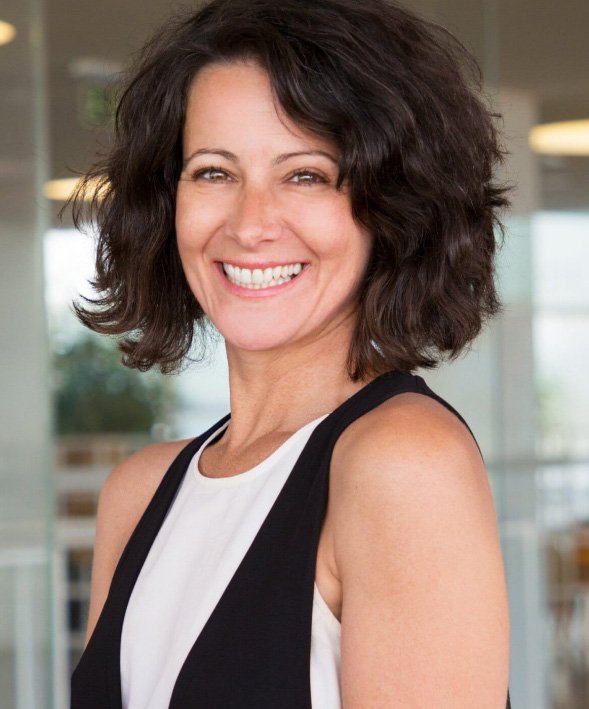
[216,259,308,269]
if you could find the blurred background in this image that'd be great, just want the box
[0,0,587,706]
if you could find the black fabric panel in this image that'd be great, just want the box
[70,414,231,709]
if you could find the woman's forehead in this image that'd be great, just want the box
[183,61,338,157]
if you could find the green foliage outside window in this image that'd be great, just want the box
[53,335,174,435]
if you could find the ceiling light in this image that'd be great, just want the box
[67,56,122,80]
[44,177,105,202]
[529,119,589,156]
[0,20,16,46]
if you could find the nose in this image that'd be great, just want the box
[225,182,282,248]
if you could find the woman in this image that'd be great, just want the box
[70,0,512,706]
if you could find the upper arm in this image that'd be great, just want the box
[331,395,510,708]
[84,440,187,645]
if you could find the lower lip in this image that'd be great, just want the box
[215,263,308,297]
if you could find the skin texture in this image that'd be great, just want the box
[86,61,510,707]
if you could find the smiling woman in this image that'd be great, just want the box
[69,1,512,708]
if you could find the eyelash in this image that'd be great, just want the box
[191,166,231,183]
[190,166,328,186]
[289,170,329,185]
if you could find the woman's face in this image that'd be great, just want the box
[176,61,372,355]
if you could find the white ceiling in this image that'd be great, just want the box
[1,0,588,224]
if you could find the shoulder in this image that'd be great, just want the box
[330,389,496,563]
[334,388,481,475]
[98,438,191,526]
[331,390,488,518]
[330,391,510,706]
[85,438,190,644]
[96,437,193,566]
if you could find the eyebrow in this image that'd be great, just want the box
[182,148,339,169]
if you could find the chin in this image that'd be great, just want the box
[210,309,299,350]
[224,332,295,352]
[217,321,301,352]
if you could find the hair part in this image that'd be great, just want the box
[71,0,510,379]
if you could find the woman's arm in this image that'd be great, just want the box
[84,440,188,646]
[331,394,510,708]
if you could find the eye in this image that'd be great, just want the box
[288,169,328,186]
[191,166,232,182]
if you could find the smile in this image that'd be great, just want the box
[221,262,305,290]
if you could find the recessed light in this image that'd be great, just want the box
[529,119,589,156]
[0,20,16,46]
[67,56,122,80]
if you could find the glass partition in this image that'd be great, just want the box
[0,0,53,707]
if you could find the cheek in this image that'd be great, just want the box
[175,190,195,253]
[175,189,217,260]
[175,206,209,306]
[315,208,372,271]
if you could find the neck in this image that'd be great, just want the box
[220,313,374,453]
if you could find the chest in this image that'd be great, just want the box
[199,431,343,623]
[118,422,341,707]
[197,420,342,622]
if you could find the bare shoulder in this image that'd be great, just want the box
[330,391,510,707]
[334,389,483,475]
[331,391,491,518]
[85,438,191,644]
[99,438,192,533]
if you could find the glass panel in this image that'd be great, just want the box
[0,0,53,706]
[535,266,589,706]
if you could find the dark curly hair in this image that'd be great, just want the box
[72,0,510,380]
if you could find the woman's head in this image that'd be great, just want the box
[176,60,372,358]
[73,0,510,378]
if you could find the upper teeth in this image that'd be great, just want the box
[222,262,303,289]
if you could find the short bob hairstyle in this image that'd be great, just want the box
[73,0,510,380]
